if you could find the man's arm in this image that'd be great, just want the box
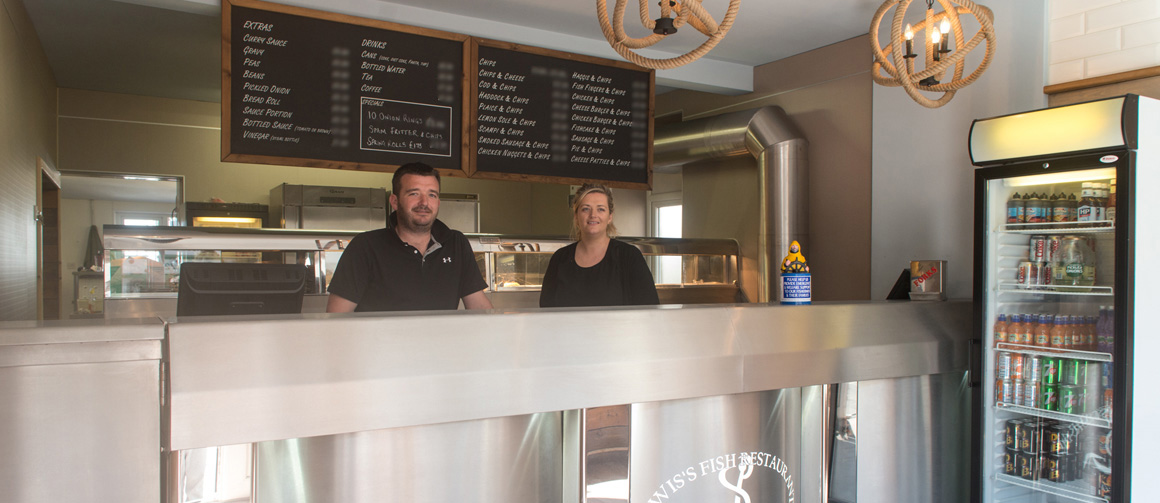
[326,293,358,313]
[461,289,493,310]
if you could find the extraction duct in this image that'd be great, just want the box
[654,106,808,302]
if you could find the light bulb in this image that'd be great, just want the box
[905,24,914,41]
[932,31,941,44]
[940,18,950,34]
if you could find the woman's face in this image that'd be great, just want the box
[575,191,612,239]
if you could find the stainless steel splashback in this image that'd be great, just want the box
[270,183,387,231]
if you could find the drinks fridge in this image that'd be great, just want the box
[970,94,1160,502]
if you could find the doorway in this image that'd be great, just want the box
[36,157,61,320]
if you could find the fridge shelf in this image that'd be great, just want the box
[998,222,1114,234]
[995,343,1113,362]
[995,403,1112,428]
[994,473,1107,503]
[996,282,1113,296]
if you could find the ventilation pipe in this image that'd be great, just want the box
[653,106,808,303]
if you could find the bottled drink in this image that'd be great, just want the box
[1097,307,1110,352]
[1067,316,1083,350]
[1057,236,1095,291]
[1008,314,1025,345]
[994,313,1009,346]
[1008,192,1026,225]
[1050,315,1067,348]
[1095,183,1108,222]
[1035,314,1051,347]
[1086,315,1098,352]
[1066,193,1078,222]
[1052,192,1069,223]
[1107,179,1116,225]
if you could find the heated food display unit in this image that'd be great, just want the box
[970,95,1160,503]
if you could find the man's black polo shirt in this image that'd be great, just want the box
[327,218,487,312]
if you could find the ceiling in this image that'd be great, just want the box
[23,0,882,102]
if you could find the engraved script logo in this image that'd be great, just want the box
[718,459,754,503]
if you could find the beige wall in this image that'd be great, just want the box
[656,37,873,302]
[0,0,57,321]
[56,88,594,236]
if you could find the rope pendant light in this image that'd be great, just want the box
[596,0,741,70]
[870,0,996,108]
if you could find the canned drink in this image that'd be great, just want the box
[995,378,1013,404]
[1021,421,1042,454]
[1004,449,1016,475]
[1026,355,1043,381]
[1012,378,1025,406]
[1017,261,1037,289]
[1062,359,1088,386]
[1047,235,1063,263]
[1041,262,1053,286]
[1017,451,1040,480]
[1030,235,1047,262]
[996,351,1012,379]
[1046,424,1069,455]
[1103,388,1114,414]
[1041,357,1063,385]
[1101,362,1114,389]
[1041,383,1059,411]
[1098,471,1112,498]
[1044,454,1065,482]
[1097,429,1110,456]
[1005,419,1020,450]
[1011,353,1025,379]
[1023,379,1041,408]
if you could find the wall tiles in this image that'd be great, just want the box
[1086,43,1160,76]
[1048,0,1160,85]
[1049,29,1121,64]
[1050,13,1085,42]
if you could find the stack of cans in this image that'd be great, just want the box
[1017,235,1059,289]
[996,352,1091,415]
[1003,419,1089,484]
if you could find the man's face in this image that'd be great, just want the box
[391,174,440,232]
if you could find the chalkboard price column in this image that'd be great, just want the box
[223,0,468,174]
[470,39,653,189]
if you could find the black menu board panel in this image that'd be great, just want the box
[223,0,467,174]
[470,40,653,189]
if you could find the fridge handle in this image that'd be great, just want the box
[967,338,982,387]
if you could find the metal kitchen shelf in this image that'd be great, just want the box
[995,473,1107,503]
[996,282,1114,297]
[995,403,1112,428]
[995,343,1113,363]
[997,222,1114,234]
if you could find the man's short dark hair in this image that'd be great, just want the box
[392,162,441,195]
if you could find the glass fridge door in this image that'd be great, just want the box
[981,163,1119,503]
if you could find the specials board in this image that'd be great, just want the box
[222,0,468,173]
[469,39,653,189]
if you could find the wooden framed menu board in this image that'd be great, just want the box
[222,0,468,174]
[468,39,654,189]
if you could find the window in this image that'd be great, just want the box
[649,192,682,284]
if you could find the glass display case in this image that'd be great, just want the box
[102,226,743,317]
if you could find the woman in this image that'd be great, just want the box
[539,183,659,307]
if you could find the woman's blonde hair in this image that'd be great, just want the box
[569,183,617,241]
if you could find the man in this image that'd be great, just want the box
[326,162,492,312]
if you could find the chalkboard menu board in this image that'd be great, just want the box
[223,0,467,173]
[469,40,653,189]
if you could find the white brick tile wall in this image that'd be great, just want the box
[1086,43,1160,75]
[1050,13,1085,42]
[1049,60,1086,83]
[1048,0,1160,85]
[1049,28,1121,64]
[1086,0,1160,32]
[1124,18,1160,47]
[1052,0,1121,20]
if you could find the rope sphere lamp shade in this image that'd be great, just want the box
[870,0,995,108]
[596,0,741,70]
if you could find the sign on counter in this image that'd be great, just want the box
[222,0,467,174]
[468,39,653,189]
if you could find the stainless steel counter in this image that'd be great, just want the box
[166,301,970,450]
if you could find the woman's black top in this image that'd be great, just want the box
[539,238,660,307]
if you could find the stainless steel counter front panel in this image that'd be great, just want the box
[254,413,561,503]
[0,319,163,503]
[166,301,970,451]
[630,390,802,503]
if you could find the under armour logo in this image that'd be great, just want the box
[719,460,754,503]
[442,257,452,264]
